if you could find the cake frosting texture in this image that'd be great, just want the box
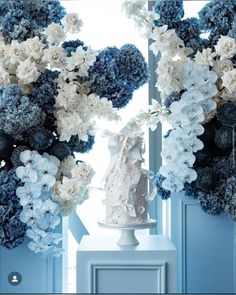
[104,130,148,225]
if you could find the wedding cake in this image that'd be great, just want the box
[104,129,149,225]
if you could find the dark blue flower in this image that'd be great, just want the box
[184,182,199,199]
[0,0,65,42]
[199,122,216,146]
[228,16,236,39]
[194,167,216,193]
[68,135,95,154]
[152,0,184,29]
[198,0,234,33]
[217,103,236,127]
[163,91,181,110]
[198,191,225,216]
[0,168,26,249]
[89,45,147,108]
[62,40,86,56]
[49,142,71,161]
[10,146,28,167]
[28,127,54,151]
[30,70,59,108]
[214,127,235,150]
[153,173,171,200]
[225,195,236,221]
[116,44,149,89]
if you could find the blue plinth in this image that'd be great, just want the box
[171,193,236,293]
[77,235,176,294]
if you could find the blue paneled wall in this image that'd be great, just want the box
[171,193,236,293]
[0,237,62,293]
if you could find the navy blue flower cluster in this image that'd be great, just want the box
[0,0,65,42]
[88,44,149,108]
[0,167,26,249]
[152,0,236,52]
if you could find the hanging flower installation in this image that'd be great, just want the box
[0,0,149,255]
[123,0,236,221]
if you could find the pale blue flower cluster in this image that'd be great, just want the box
[15,150,62,256]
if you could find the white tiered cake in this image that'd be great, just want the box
[104,129,149,225]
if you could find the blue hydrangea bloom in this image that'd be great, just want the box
[184,182,199,199]
[152,0,184,29]
[198,191,225,216]
[195,167,216,193]
[0,168,26,249]
[153,173,171,200]
[28,0,66,28]
[30,70,59,109]
[217,103,236,127]
[199,122,216,146]
[49,142,71,161]
[10,146,28,167]
[68,135,95,154]
[199,0,234,30]
[0,86,45,140]
[175,18,201,42]
[214,127,234,150]
[225,195,236,221]
[198,0,234,42]
[62,40,86,56]
[228,16,236,39]
[28,127,54,151]
[0,0,65,42]
[89,45,148,108]
[116,44,149,90]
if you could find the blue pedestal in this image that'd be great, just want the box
[77,235,176,294]
[171,193,236,293]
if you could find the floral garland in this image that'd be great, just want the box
[123,0,236,221]
[0,0,149,255]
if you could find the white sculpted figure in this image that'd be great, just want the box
[104,128,152,225]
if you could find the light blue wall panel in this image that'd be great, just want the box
[171,193,236,293]
[0,233,62,293]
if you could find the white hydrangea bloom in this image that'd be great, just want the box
[222,69,236,94]
[65,46,96,75]
[10,40,27,64]
[0,42,9,62]
[71,162,95,185]
[213,59,233,76]
[24,36,45,60]
[0,67,10,86]
[43,46,66,68]
[195,48,216,67]
[46,23,66,44]
[16,59,40,84]
[215,35,236,60]
[156,58,183,97]
[122,0,146,18]
[62,13,83,33]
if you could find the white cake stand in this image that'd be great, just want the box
[98,219,157,246]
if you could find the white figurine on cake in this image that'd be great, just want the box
[103,124,157,225]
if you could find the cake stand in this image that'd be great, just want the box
[98,219,157,246]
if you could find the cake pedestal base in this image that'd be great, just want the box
[98,219,157,246]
